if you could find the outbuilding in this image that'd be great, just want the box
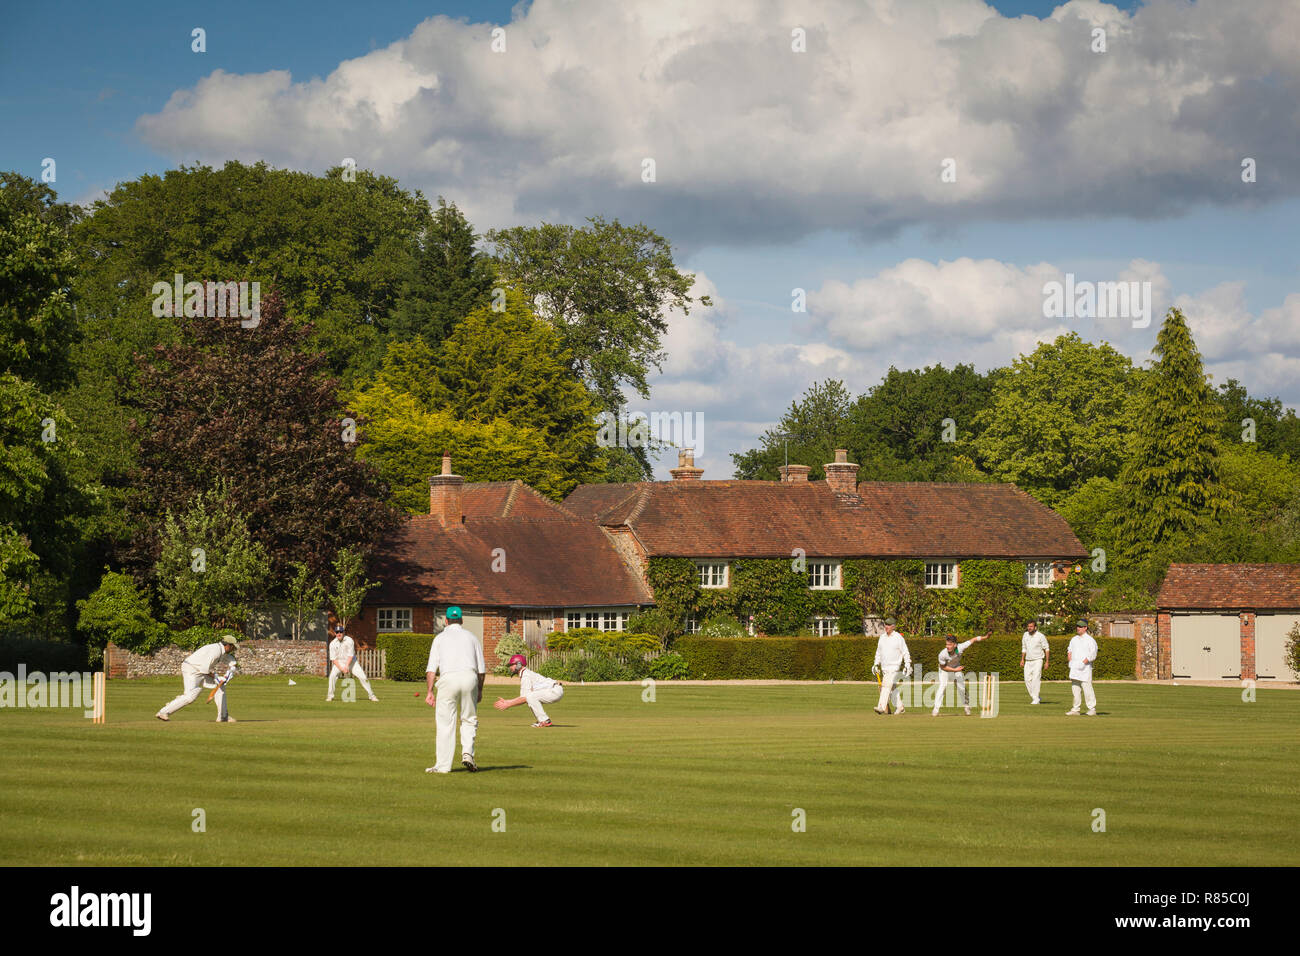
[1156,564,1300,681]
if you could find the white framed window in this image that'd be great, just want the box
[1025,561,1054,588]
[812,617,839,636]
[808,561,842,590]
[685,616,701,634]
[377,608,412,632]
[925,562,957,589]
[565,608,630,632]
[696,561,729,588]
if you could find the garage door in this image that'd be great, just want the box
[1170,615,1240,680]
[1255,614,1300,681]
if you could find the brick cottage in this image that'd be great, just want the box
[354,450,1088,667]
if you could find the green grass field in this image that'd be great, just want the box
[1,677,1297,866]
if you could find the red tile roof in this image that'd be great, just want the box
[1158,564,1300,610]
[564,480,1086,559]
[369,484,652,608]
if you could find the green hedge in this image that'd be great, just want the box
[376,633,436,681]
[674,636,1136,681]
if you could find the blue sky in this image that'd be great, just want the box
[4,0,1296,477]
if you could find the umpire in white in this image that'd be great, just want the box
[424,606,486,773]
[1019,620,1050,704]
[155,635,239,722]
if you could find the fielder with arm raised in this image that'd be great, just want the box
[327,623,379,702]
[873,618,912,715]
[1020,620,1050,704]
[494,654,563,727]
[932,632,989,716]
[155,635,240,723]
[1066,619,1099,716]
[424,606,486,773]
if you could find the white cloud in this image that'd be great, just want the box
[134,0,1300,245]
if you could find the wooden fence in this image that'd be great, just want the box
[358,648,387,679]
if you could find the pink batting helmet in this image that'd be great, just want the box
[508,654,528,669]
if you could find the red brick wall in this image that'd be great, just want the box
[1241,611,1256,681]
[1157,612,1172,679]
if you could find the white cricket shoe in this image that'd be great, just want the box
[873,706,886,715]
[462,753,478,772]
[325,696,333,702]
[155,711,169,722]
[1066,708,1080,715]
[1085,710,1097,716]
[1031,698,1040,704]
[369,696,379,702]
[894,706,906,715]
[425,767,449,774]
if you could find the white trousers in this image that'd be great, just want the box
[328,662,375,699]
[161,663,228,720]
[1071,678,1097,712]
[932,670,970,712]
[434,671,479,772]
[877,667,904,711]
[1024,658,1044,701]
[525,685,564,722]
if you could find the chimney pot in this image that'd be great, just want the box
[669,447,704,481]
[835,448,848,463]
[779,464,811,482]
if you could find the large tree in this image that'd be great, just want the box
[1,176,78,392]
[71,161,429,383]
[1118,309,1230,553]
[972,334,1140,503]
[1214,378,1300,461]
[387,197,496,349]
[0,176,89,628]
[488,216,708,412]
[350,291,601,506]
[125,290,399,583]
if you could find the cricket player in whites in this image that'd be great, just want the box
[873,618,912,715]
[1020,620,1050,704]
[931,632,989,716]
[327,623,379,702]
[494,654,563,727]
[1066,619,1099,716]
[155,635,240,722]
[424,606,486,773]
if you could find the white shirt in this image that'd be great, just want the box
[184,642,236,676]
[329,636,356,664]
[874,631,912,670]
[519,667,558,695]
[426,623,486,677]
[1067,633,1098,680]
[938,640,972,671]
[1021,631,1050,661]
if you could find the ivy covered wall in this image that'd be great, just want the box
[645,557,1089,637]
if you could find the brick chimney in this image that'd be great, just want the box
[429,451,464,526]
[779,464,811,482]
[669,448,704,481]
[824,448,860,494]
